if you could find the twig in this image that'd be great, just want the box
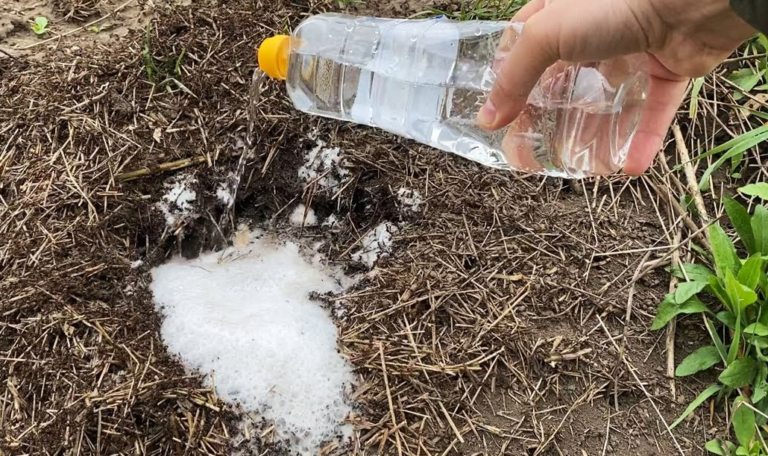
[649,180,711,251]
[666,230,682,400]
[116,156,207,182]
[438,402,464,444]
[615,251,651,410]
[673,123,710,227]
[16,0,137,50]
[379,343,402,456]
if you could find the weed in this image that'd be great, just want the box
[30,16,49,35]
[653,196,768,454]
[142,23,194,97]
[336,0,363,8]
[431,0,529,22]
[681,125,768,192]
[741,184,768,201]
[88,24,113,33]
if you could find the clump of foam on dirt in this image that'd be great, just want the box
[298,136,349,192]
[322,214,341,228]
[289,204,318,227]
[216,182,234,206]
[397,188,422,212]
[150,230,356,456]
[351,222,398,268]
[156,174,197,227]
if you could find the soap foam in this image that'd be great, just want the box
[150,232,355,455]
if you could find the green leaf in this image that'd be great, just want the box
[704,439,723,455]
[699,129,768,191]
[669,263,715,282]
[729,68,765,93]
[739,183,768,200]
[705,317,729,364]
[753,205,768,256]
[719,357,758,388]
[710,224,741,278]
[744,323,768,336]
[733,397,756,448]
[710,276,733,311]
[681,194,696,215]
[717,310,737,329]
[671,384,722,429]
[728,308,743,365]
[753,363,768,403]
[738,255,764,290]
[705,439,732,455]
[725,269,758,310]
[31,16,48,35]
[724,197,757,255]
[675,281,708,304]
[652,295,710,330]
[748,336,768,349]
[689,77,705,118]
[676,346,722,376]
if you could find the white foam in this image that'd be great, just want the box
[150,232,356,455]
[216,183,234,206]
[156,174,196,227]
[298,138,349,192]
[322,214,341,228]
[351,222,398,268]
[289,204,318,227]
[397,188,422,212]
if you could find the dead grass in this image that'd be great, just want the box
[1,0,766,455]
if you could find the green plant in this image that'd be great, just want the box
[336,0,363,8]
[431,0,529,21]
[653,197,768,454]
[30,16,49,35]
[741,184,768,201]
[142,23,194,97]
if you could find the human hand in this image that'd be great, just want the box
[478,0,757,175]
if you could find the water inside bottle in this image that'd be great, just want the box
[284,15,647,178]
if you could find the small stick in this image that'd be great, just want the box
[380,343,402,456]
[17,0,137,50]
[116,156,207,182]
[650,180,711,251]
[666,230,682,400]
[673,124,710,226]
[439,402,464,444]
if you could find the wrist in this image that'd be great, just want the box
[729,0,766,35]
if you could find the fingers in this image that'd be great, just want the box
[511,0,547,21]
[622,75,689,176]
[477,10,561,130]
[478,0,653,131]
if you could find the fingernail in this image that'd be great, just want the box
[478,100,497,127]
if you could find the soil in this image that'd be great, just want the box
[0,0,174,60]
[1,0,729,455]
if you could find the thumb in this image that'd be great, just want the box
[477,0,652,131]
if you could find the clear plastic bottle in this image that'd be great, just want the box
[258,13,648,178]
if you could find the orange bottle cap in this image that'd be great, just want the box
[258,35,291,80]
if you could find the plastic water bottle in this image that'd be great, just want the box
[257,13,648,178]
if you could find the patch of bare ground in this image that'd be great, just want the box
[1,0,744,455]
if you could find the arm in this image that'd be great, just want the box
[731,0,768,34]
